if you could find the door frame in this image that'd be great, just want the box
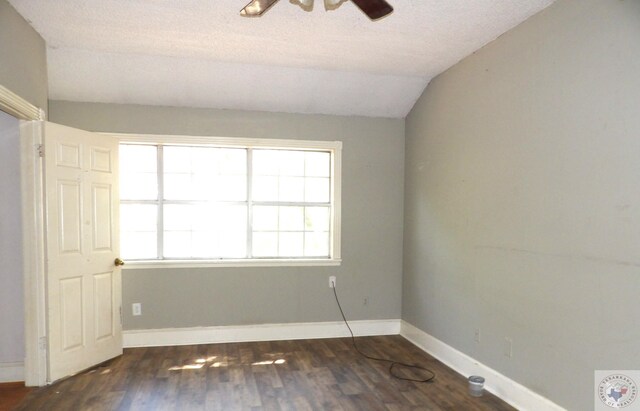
[0,84,48,386]
[20,120,48,386]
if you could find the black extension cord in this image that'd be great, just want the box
[331,285,436,383]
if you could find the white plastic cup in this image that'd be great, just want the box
[468,375,485,397]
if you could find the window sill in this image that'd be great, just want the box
[122,258,342,270]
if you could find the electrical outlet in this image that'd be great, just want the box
[363,297,368,306]
[474,328,480,343]
[329,276,336,288]
[132,303,142,316]
[504,337,512,358]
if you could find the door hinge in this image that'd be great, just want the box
[36,144,44,158]
[119,306,122,325]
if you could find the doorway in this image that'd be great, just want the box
[0,109,25,382]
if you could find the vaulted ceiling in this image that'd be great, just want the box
[9,0,554,118]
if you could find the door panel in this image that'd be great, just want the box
[56,142,81,169]
[57,180,82,253]
[93,272,114,341]
[44,121,122,383]
[92,184,113,250]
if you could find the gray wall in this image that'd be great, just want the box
[403,0,640,409]
[0,0,48,113]
[0,110,24,364]
[50,101,405,330]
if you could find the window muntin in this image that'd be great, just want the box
[119,139,340,264]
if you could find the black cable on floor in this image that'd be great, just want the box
[332,285,436,383]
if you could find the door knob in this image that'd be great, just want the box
[114,258,125,267]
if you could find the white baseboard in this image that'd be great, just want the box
[0,361,24,383]
[400,321,565,411]
[124,319,401,348]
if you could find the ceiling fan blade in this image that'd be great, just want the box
[290,0,314,12]
[240,0,281,17]
[324,0,348,11]
[350,0,393,20]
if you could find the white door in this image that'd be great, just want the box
[43,121,122,383]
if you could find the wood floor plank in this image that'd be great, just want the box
[15,336,515,411]
[0,382,31,411]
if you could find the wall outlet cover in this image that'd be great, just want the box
[132,303,142,316]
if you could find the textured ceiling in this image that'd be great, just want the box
[9,0,554,118]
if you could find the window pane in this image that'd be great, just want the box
[305,152,330,177]
[120,145,157,200]
[164,204,247,258]
[121,232,158,260]
[120,204,157,259]
[218,229,247,258]
[305,207,330,231]
[279,151,305,176]
[217,205,247,241]
[164,204,194,231]
[253,176,278,201]
[120,145,157,173]
[164,146,247,201]
[253,206,278,231]
[253,150,280,176]
[121,173,158,200]
[279,232,303,257]
[164,173,193,200]
[279,207,304,231]
[211,175,246,201]
[252,232,277,257]
[305,177,330,203]
[218,149,247,175]
[252,149,331,205]
[191,232,217,258]
[121,204,157,231]
[164,231,192,258]
[279,177,304,202]
[163,146,193,173]
[190,148,217,174]
[304,232,329,257]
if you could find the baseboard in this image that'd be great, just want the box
[124,319,401,348]
[400,321,565,411]
[0,362,24,383]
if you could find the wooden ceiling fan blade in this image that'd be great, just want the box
[240,0,281,17]
[350,0,393,20]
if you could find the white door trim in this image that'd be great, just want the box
[20,120,47,386]
[3,83,48,386]
[0,84,44,121]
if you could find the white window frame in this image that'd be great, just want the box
[106,133,342,269]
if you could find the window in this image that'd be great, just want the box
[117,135,341,267]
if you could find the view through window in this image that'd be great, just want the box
[119,140,340,264]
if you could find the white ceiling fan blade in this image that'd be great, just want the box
[324,0,348,11]
[240,0,281,17]
[290,0,314,12]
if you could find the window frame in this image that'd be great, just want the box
[107,133,342,269]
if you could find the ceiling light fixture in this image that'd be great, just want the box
[240,0,393,21]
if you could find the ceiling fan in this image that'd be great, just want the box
[240,0,394,21]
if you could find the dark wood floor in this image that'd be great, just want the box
[0,382,31,411]
[15,336,514,410]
